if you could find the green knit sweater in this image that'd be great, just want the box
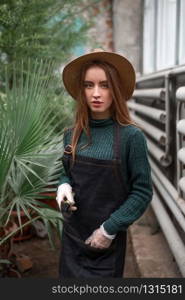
[58,118,153,235]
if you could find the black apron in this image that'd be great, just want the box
[59,123,128,278]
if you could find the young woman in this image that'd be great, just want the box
[56,49,153,278]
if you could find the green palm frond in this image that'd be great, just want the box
[0,59,66,247]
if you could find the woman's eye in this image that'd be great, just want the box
[84,83,93,88]
[101,83,109,88]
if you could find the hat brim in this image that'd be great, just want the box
[62,51,136,101]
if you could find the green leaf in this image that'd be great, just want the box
[0,59,65,247]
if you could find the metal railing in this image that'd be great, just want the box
[129,65,185,277]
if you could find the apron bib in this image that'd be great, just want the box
[59,123,128,278]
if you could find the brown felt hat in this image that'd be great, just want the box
[62,48,136,101]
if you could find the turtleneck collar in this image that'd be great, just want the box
[89,117,114,127]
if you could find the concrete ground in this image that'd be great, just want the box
[129,223,182,278]
[129,206,182,278]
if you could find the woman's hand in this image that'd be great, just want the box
[56,183,77,211]
[85,228,112,249]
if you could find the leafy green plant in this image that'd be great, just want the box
[0,0,100,88]
[0,59,66,249]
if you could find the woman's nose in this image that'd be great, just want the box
[93,85,100,97]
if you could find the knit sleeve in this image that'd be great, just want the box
[57,129,72,186]
[103,129,153,235]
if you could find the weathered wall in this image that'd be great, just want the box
[82,0,143,73]
[87,0,114,51]
[112,0,143,74]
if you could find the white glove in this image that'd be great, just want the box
[100,223,116,240]
[85,224,116,249]
[56,183,76,210]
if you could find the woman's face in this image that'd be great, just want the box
[84,66,113,119]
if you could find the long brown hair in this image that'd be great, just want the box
[66,60,136,161]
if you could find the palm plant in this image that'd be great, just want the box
[0,59,66,251]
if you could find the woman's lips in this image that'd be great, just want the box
[92,101,103,107]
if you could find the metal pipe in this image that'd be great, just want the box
[147,140,172,167]
[164,73,171,163]
[151,190,185,277]
[176,102,181,195]
[176,87,185,101]
[151,172,185,231]
[149,157,185,215]
[133,88,165,100]
[178,148,185,164]
[171,65,185,75]
[130,113,166,145]
[128,101,166,123]
[177,119,185,135]
[176,99,185,196]
[136,65,185,83]
[179,177,185,194]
